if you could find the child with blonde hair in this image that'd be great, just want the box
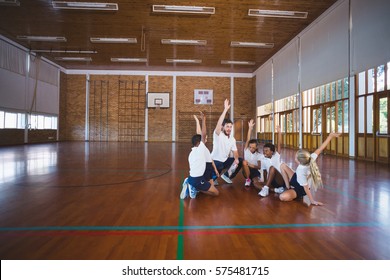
[279,132,341,206]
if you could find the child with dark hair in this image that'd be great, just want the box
[242,119,264,189]
[180,112,219,199]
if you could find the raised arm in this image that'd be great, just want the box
[215,99,230,136]
[193,114,206,143]
[276,125,282,153]
[200,111,207,142]
[193,115,201,134]
[314,132,341,156]
[245,119,255,150]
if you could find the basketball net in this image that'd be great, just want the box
[156,104,160,110]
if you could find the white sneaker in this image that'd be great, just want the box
[213,179,219,186]
[244,178,251,187]
[221,173,233,184]
[180,178,189,199]
[258,186,269,197]
[189,184,198,199]
[303,195,311,206]
[274,186,285,194]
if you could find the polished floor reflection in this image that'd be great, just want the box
[0,142,389,259]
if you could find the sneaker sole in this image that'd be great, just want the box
[180,183,188,199]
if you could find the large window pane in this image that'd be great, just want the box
[52,117,58,129]
[377,65,385,92]
[337,80,342,99]
[358,97,365,133]
[30,115,37,129]
[379,97,388,134]
[344,100,349,133]
[0,111,4,129]
[343,77,349,98]
[387,62,390,90]
[331,82,336,101]
[5,112,17,128]
[367,68,375,94]
[358,71,366,95]
[366,95,373,133]
[313,108,322,133]
[17,113,25,129]
[337,101,343,133]
[37,116,44,129]
[326,84,330,102]
[321,86,325,103]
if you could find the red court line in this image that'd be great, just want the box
[0,226,374,237]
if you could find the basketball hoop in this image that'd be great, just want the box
[156,104,161,110]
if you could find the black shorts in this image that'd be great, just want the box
[289,173,307,198]
[249,167,260,179]
[188,175,211,192]
[204,162,213,181]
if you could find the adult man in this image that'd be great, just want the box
[211,99,242,185]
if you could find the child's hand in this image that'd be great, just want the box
[313,201,324,206]
[224,99,231,110]
[248,119,255,128]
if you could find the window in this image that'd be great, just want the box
[358,71,366,95]
[0,111,4,129]
[379,97,388,134]
[387,62,390,90]
[0,110,57,130]
[377,65,385,92]
[367,68,375,94]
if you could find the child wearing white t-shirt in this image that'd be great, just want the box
[242,119,264,188]
[180,113,219,199]
[278,132,341,206]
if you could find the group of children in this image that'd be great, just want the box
[180,99,341,206]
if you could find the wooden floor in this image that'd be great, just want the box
[0,141,389,260]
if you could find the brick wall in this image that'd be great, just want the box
[59,74,86,141]
[59,73,255,143]
[148,76,173,142]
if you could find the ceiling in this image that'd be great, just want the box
[0,0,338,73]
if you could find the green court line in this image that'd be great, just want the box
[177,172,185,260]
[0,222,381,232]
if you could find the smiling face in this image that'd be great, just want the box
[223,123,233,136]
[248,143,258,154]
[263,146,273,158]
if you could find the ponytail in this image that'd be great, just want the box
[309,159,323,191]
[296,149,323,191]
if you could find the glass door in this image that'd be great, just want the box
[376,92,389,163]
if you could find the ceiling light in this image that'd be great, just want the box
[55,57,92,61]
[0,0,20,6]
[90,37,137,43]
[231,41,274,48]
[166,58,202,64]
[17,36,67,42]
[52,1,118,11]
[153,5,215,14]
[221,60,255,65]
[248,9,308,19]
[161,39,207,46]
[31,49,97,54]
[111,58,147,62]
